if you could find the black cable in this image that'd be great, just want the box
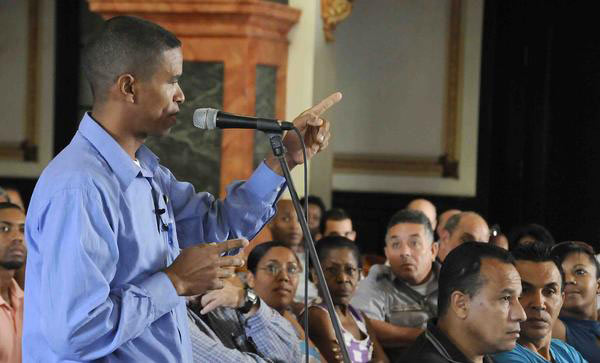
[291,127,310,363]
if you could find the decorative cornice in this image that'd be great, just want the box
[321,0,354,42]
[87,0,301,41]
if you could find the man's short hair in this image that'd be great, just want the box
[0,202,23,212]
[511,241,565,291]
[508,223,555,250]
[438,242,515,317]
[320,208,352,233]
[443,213,462,234]
[300,195,326,215]
[386,209,433,242]
[82,16,181,103]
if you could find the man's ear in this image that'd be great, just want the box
[348,230,357,241]
[310,269,318,285]
[246,272,255,289]
[450,291,469,319]
[117,74,136,103]
[431,241,439,261]
[596,278,600,295]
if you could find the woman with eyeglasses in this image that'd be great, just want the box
[302,236,388,363]
[550,241,600,362]
[246,241,326,362]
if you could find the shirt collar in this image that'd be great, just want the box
[426,320,495,363]
[78,113,160,189]
[0,278,24,308]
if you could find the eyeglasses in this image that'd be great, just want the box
[257,263,301,276]
[323,266,361,278]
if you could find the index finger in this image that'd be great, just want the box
[216,238,249,254]
[308,92,342,117]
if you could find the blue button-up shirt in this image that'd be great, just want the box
[23,113,285,362]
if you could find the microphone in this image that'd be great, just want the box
[193,108,294,133]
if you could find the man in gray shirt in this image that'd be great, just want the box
[352,209,440,358]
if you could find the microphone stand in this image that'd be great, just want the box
[268,133,351,363]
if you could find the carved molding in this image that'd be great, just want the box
[88,0,301,41]
[321,0,354,42]
[333,0,463,179]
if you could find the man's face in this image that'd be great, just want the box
[323,218,356,241]
[384,223,437,285]
[463,259,525,354]
[439,214,490,262]
[0,208,26,270]
[306,203,322,237]
[269,200,303,249]
[516,261,563,344]
[133,47,185,138]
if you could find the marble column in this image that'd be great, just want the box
[87,0,300,197]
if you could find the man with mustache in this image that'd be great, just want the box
[0,202,26,362]
[403,242,526,363]
[352,209,439,357]
[494,242,586,363]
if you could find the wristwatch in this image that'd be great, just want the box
[238,288,259,314]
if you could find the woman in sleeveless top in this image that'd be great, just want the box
[303,236,389,363]
[551,241,600,362]
[246,241,325,362]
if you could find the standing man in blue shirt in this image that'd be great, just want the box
[23,15,341,362]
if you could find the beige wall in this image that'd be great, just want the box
[308,0,484,201]
[0,0,55,177]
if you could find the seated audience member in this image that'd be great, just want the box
[321,208,356,241]
[407,198,437,230]
[245,241,324,361]
[186,241,326,362]
[550,241,600,362]
[0,202,26,362]
[352,209,439,357]
[508,223,555,250]
[0,187,26,289]
[494,242,586,363]
[300,195,327,241]
[435,209,461,241]
[402,242,525,363]
[437,211,490,262]
[304,236,388,363]
[490,224,510,250]
[269,199,319,303]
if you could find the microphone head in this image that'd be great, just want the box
[193,108,219,130]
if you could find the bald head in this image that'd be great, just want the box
[436,209,461,239]
[407,198,437,230]
[438,212,490,262]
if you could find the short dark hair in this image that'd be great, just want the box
[511,241,565,291]
[82,16,181,103]
[443,213,462,234]
[300,195,326,214]
[438,242,516,317]
[314,235,361,268]
[247,241,299,274]
[0,202,23,212]
[386,209,433,242]
[508,223,555,250]
[551,241,600,279]
[320,208,352,233]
